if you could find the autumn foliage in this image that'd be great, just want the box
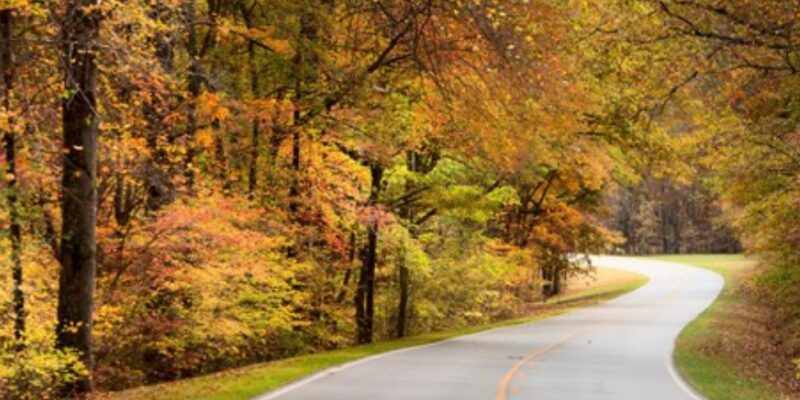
[3,0,799,398]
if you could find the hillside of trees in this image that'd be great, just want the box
[1,0,799,398]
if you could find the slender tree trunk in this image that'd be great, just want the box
[672,211,682,254]
[56,1,100,395]
[337,269,352,302]
[354,255,367,342]
[356,221,378,344]
[336,231,356,303]
[239,1,260,197]
[288,127,301,213]
[212,119,232,192]
[287,5,324,216]
[364,221,378,338]
[395,152,416,339]
[144,4,174,211]
[355,164,382,344]
[246,39,260,196]
[184,0,201,190]
[659,180,669,254]
[288,66,303,215]
[542,264,558,298]
[0,9,24,347]
[394,149,438,338]
[396,255,409,338]
[552,267,562,296]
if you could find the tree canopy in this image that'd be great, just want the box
[1,0,799,398]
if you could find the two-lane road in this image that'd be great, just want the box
[256,256,723,400]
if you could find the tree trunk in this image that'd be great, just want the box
[355,164,382,344]
[56,1,100,395]
[552,267,562,296]
[395,151,416,339]
[0,9,24,347]
[288,116,301,215]
[246,26,260,196]
[212,119,232,192]
[336,231,356,303]
[287,4,325,216]
[144,4,175,211]
[396,256,409,338]
[542,264,561,298]
[356,221,378,344]
[184,0,201,190]
[354,258,367,342]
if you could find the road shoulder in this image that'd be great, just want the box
[652,255,800,400]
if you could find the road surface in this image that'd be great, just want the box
[255,256,723,400]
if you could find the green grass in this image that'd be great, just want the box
[648,254,784,400]
[100,270,647,400]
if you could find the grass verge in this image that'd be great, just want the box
[650,254,798,400]
[99,268,646,400]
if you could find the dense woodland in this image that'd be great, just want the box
[0,0,799,398]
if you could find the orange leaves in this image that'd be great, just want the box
[194,128,215,150]
[194,92,236,150]
[197,92,230,123]
[228,24,292,56]
[243,97,294,126]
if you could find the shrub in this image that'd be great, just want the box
[0,343,88,400]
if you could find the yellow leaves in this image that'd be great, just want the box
[243,97,295,128]
[94,304,125,338]
[792,359,800,382]
[197,92,231,122]
[229,25,292,55]
[0,109,22,135]
[0,115,10,133]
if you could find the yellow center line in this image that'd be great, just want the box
[495,323,604,400]
[495,283,684,400]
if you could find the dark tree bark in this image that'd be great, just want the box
[56,0,100,395]
[336,231,357,303]
[396,256,409,338]
[241,4,260,197]
[355,222,378,344]
[395,149,439,338]
[288,128,301,213]
[0,8,24,347]
[395,152,416,339]
[144,3,175,211]
[541,264,562,298]
[288,3,328,216]
[247,42,260,196]
[183,0,201,190]
[355,164,383,344]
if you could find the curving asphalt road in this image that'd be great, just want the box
[255,256,724,400]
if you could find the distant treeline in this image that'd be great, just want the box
[608,177,741,255]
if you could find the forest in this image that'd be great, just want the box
[0,0,798,398]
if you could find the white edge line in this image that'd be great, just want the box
[587,256,716,400]
[665,264,724,400]
[254,281,648,400]
[252,340,442,400]
[252,319,542,400]
[667,340,708,400]
[256,257,701,400]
